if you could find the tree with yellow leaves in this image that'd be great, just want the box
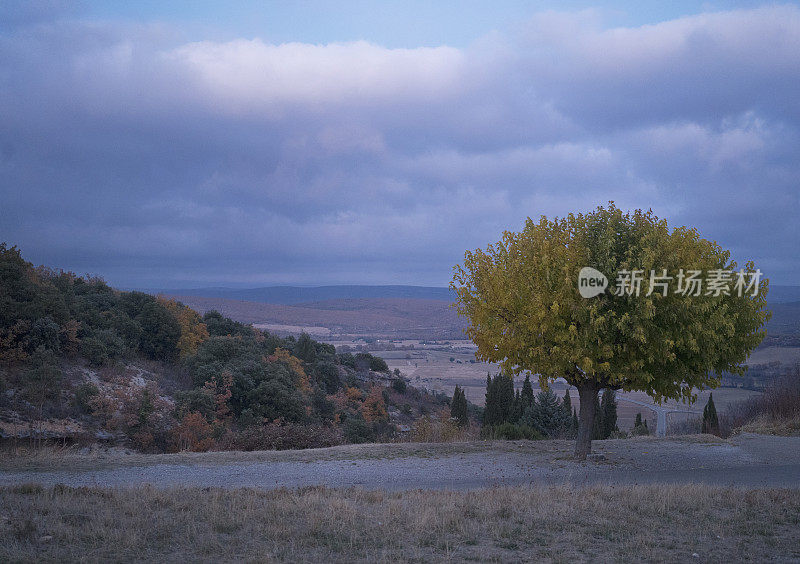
[158,298,209,359]
[452,204,769,459]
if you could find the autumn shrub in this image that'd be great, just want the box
[171,411,214,452]
[89,383,175,452]
[361,386,389,423]
[409,409,477,442]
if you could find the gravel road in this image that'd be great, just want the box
[2,433,798,490]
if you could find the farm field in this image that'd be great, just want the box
[352,340,766,431]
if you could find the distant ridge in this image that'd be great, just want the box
[154,285,455,305]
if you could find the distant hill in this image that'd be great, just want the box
[767,300,800,336]
[156,283,798,305]
[768,285,800,304]
[155,285,454,305]
[159,284,800,341]
[165,295,468,340]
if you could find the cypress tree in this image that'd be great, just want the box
[451,385,468,426]
[592,390,603,440]
[562,388,572,415]
[702,392,719,436]
[483,373,515,426]
[635,412,642,427]
[600,389,618,439]
[572,407,579,434]
[483,373,495,426]
[498,373,515,424]
[521,374,535,410]
[511,389,522,423]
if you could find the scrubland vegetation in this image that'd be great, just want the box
[1,483,799,562]
[0,244,456,453]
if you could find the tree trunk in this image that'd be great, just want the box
[575,383,599,460]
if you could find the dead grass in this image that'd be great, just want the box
[1,483,798,562]
[0,439,574,472]
[738,413,800,436]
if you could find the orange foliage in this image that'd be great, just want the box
[172,411,214,452]
[203,371,233,422]
[361,386,388,423]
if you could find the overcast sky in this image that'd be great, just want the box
[1,1,799,288]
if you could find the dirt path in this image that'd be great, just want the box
[2,434,798,490]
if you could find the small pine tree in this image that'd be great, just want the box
[702,392,720,436]
[572,407,579,434]
[635,412,642,427]
[524,387,569,437]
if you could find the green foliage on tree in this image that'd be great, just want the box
[632,412,650,435]
[294,332,317,363]
[521,374,535,411]
[391,377,407,394]
[702,392,720,435]
[521,387,569,437]
[314,361,340,394]
[599,389,618,439]
[450,385,469,426]
[483,372,514,426]
[452,204,770,459]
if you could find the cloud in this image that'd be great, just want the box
[0,6,798,287]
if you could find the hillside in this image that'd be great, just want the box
[0,244,460,451]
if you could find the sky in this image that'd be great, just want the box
[1,1,799,288]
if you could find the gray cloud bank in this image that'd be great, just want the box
[1,6,798,287]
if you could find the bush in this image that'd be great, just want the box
[171,411,214,452]
[369,355,388,372]
[174,388,215,421]
[344,416,375,444]
[724,367,800,436]
[73,382,99,414]
[409,410,474,442]
[391,378,407,394]
[481,423,542,440]
[80,336,109,366]
[314,361,340,394]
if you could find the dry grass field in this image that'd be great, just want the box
[2,483,798,562]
